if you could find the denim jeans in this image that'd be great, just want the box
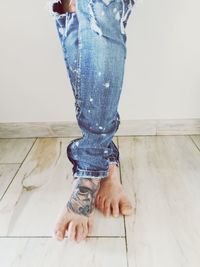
[46,0,134,179]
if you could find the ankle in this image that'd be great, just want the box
[67,178,100,217]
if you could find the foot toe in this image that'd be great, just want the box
[54,221,67,241]
[87,217,93,235]
[82,222,88,240]
[99,197,106,212]
[54,230,64,240]
[104,200,111,217]
[111,200,120,217]
[68,221,76,241]
[119,200,134,216]
[75,224,83,243]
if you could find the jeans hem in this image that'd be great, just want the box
[108,160,120,167]
[108,156,120,167]
[73,168,109,179]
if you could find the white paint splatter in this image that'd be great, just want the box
[103,82,110,88]
[115,12,121,21]
[99,126,103,129]
[113,8,117,13]
[90,98,93,102]
[88,110,91,113]
[58,27,64,35]
[75,141,79,146]
[98,72,102,76]
[101,11,105,16]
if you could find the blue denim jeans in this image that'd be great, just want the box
[47,0,134,179]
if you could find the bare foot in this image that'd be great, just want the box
[95,164,134,217]
[53,178,100,243]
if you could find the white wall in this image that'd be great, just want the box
[0,0,199,123]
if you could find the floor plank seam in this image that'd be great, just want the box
[0,138,38,201]
[123,216,129,267]
[116,136,123,185]
[0,238,126,239]
[0,163,22,165]
[189,135,200,152]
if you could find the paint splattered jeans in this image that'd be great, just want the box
[46,0,135,179]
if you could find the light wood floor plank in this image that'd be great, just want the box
[119,135,200,267]
[0,237,127,267]
[0,137,124,237]
[0,138,36,164]
[0,164,20,199]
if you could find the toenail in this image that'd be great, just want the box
[56,230,63,239]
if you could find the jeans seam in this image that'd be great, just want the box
[75,17,82,121]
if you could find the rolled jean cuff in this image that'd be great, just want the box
[73,167,109,179]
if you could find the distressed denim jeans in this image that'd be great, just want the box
[46,0,134,179]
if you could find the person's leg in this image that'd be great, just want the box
[48,0,121,168]
[65,0,129,179]
[47,0,99,243]
[47,0,135,242]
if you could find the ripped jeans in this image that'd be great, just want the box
[46,0,134,179]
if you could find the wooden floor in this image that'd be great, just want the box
[0,135,200,267]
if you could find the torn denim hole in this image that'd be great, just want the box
[87,0,116,36]
[88,0,103,36]
[45,0,68,39]
[45,0,68,21]
[120,0,135,34]
[87,0,133,38]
